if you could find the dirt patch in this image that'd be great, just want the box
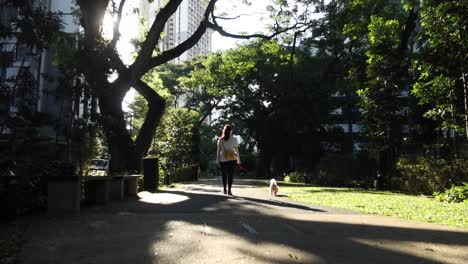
[0,222,27,264]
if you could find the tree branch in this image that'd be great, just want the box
[208,8,310,41]
[213,12,265,20]
[197,100,221,126]
[209,21,310,40]
[131,0,184,71]
[208,22,274,40]
[134,80,166,156]
[107,42,165,157]
[110,0,126,49]
[77,0,110,42]
[146,0,218,69]
[115,0,309,87]
[399,8,418,54]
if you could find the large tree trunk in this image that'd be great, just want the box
[98,90,136,172]
[133,80,166,159]
[96,80,166,173]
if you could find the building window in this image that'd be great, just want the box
[0,4,17,28]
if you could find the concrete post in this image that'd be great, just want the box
[47,176,81,215]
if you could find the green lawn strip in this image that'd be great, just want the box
[276,183,468,229]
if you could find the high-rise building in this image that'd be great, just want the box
[145,0,212,62]
[1,0,79,123]
[0,0,93,159]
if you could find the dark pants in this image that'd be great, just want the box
[220,160,236,191]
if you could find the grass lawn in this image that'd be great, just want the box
[276,182,468,229]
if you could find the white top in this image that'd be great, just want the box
[217,136,239,162]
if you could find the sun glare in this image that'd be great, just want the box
[102,12,114,40]
[139,191,190,205]
[101,2,141,112]
[102,2,140,64]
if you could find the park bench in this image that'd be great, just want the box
[82,176,112,204]
[82,174,141,204]
[110,174,141,200]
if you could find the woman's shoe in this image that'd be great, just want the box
[228,190,233,195]
[223,189,227,194]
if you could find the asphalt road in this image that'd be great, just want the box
[19,178,468,264]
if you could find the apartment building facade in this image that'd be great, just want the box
[145,0,212,62]
[0,0,90,161]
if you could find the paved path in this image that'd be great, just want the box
[19,178,468,264]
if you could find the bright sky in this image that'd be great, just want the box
[104,0,273,60]
[211,0,273,51]
[104,0,274,111]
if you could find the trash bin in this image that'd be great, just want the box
[143,158,158,192]
[1,161,19,221]
[1,175,19,221]
[374,170,382,190]
[192,165,199,181]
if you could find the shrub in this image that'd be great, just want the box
[284,171,305,183]
[313,152,376,187]
[42,160,76,177]
[12,160,76,215]
[316,154,353,186]
[397,157,468,195]
[239,152,256,172]
[434,183,468,203]
[172,167,197,182]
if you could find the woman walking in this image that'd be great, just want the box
[216,125,241,195]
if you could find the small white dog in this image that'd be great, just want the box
[269,179,279,197]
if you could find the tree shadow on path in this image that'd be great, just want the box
[19,179,468,264]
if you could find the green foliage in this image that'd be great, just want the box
[410,0,468,136]
[198,124,219,174]
[412,74,461,131]
[0,1,64,50]
[183,39,331,177]
[358,13,406,146]
[127,94,148,133]
[434,183,468,203]
[317,154,354,186]
[283,171,305,183]
[128,69,167,136]
[129,60,221,179]
[367,16,400,52]
[397,157,468,195]
[50,32,77,66]
[156,62,193,107]
[238,151,256,172]
[142,70,170,99]
[172,167,197,183]
[149,108,199,184]
[129,69,168,131]
[315,152,377,187]
[153,108,199,163]
[305,0,424,184]
[353,2,420,183]
[41,160,76,177]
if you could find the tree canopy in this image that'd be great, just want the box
[64,0,322,172]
